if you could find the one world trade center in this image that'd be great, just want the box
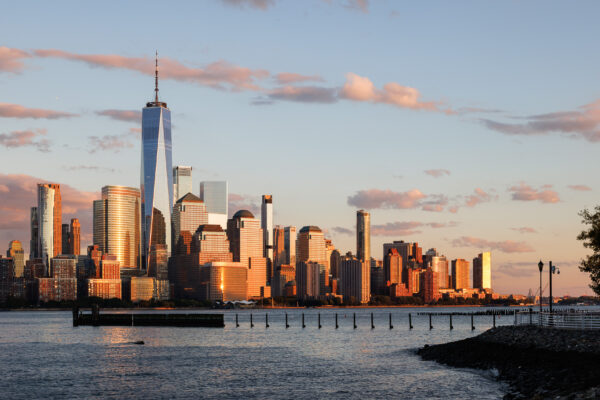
[141,54,173,275]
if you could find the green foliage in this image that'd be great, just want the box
[577,206,600,295]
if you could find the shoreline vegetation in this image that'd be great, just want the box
[418,325,600,399]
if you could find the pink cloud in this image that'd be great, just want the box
[451,236,535,253]
[511,227,537,234]
[424,169,450,178]
[34,49,270,91]
[509,183,560,204]
[0,129,50,152]
[96,109,142,123]
[268,85,338,103]
[568,185,592,192]
[88,133,135,153]
[465,188,493,207]
[228,193,261,217]
[345,0,369,13]
[275,72,324,84]
[421,194,448,212]
[220,0,276,10]
[0,47,31,73]
[340,73,450,113]
[371,221,422,236]
[0,174,97,253]
[331,226,354,235]
[0,102,78,119]
[347,189,426,209]
[481,100,600,142]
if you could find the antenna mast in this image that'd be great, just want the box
[154,51,159,103]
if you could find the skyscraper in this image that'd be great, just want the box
[93,186,141,269]
[451,258,470,290]
[339,254,370,304]
[35,183,62,267]
[296,261,320,300]
[283,226,296,266]
[141,55,173,269]
[473,252,492,290]
[356,209,370,262]
[227,210,267,298]
[431,255,449,289]
[61,224,71,255]
[172,193,208,247]
[261,194,273,260]
[7,240,24,278]
[30,207,38,259]
[173,165,193,203]
[200,181,228,229]
[297,226,327,265]
[69,218,80,255]
[273,225,286,267]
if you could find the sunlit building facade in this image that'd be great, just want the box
[356,210,370,262]
[431,255,449,289]
[172,193,208,248]
[7,240,25,278]
[173,165,192,203]
[93,186,141,269]
[283,226,296,266]
[339,255,370,304]
[200,181,228,229]
[35,183,62,267]
[452,258,470,290]
[473,251,492,290]
[199,262,247,301]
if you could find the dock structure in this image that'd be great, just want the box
[73,306,224,327]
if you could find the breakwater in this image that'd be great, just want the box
[418,325,600,399]
[73,307,224,327]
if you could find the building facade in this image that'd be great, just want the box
[7,240,25,278]
[173,165,192,203]
[35,183,62,266]
[172,192,208,248]
[452,258,470,290]
[356,209,370,262]
[199,181,228,229]
[339,255,370,304]
[473,251,492,290]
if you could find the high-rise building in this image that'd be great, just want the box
[0,257,14,303]
[93,186,141,269]
[61,224,71,255]
[420,267,440,303]
[473,252,492,290]
[199,181,228,229]
[35,183,62,267]
[330,249,341,280]
[36,256,77,303]
[173,165,193,203]
[384,248,402,287]
[7,240,25,278]
[451,259,470,290]
[227,210,267,298]
[296,261,320,300]
[297,226,327,265]
[339,254,370,304]
[199,262,247,301]
[356,210,370,262]
[172,193,208,247]
[430,255,449,289]
[273,225,286,267]
[383,241,413,273]
[87,255,122,299]
[283,226,296,266]
[261,194,273,266]
[141,56,173,269]
[69,218,80,255]
[30,207,38,259]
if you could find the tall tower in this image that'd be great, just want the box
[173,165,193,203]
[7,240,25,278]
[356,209,370,262]
[473,252,492,290]
[199,181,228,229]
[261,195,273,279]
[36,183,62,266]
[69,218,80,255]
[141,53,173,269]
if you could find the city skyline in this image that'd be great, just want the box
[1,1,599,296]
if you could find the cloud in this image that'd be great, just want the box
[424,169,450,178]
[0,129,50,152]
[268,85,338,103]
[96,109,142,123]
[480,100,600,142]
[220,0,276,10]
[495,262,538,278]
[62,165,117,173]
[0,102,78,119]
[339,72,450,113]
[88,129,138,153]
[568,185,591,192]
[275,72,324,84]
[511,227,537,234]
[228,193,260,217]
[508,183,560,204]
[421,194,448,212]
[342,0,369,13]
[0,174,98,254]
[347,189,426,210]
[331,226,354,235]
[0,46,31,73]
[370,220,459,236]
[451,236,535,253]
[464,188,494,207]
[34,49,270,92]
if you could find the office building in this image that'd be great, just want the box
[7,240,25,278]
[148,244,168,280]
[36,256,77,303]
[0,257,14,303]
[62,224,71,254]
[297,226,327,265]
[473,252,492,290]
[93,186,141,269]
[420,267,441,303]
[34,183,62,266]
[129,276,169,302]
[330,249,341,280]
[339,254,370,304]
[261,195,273,280]
[141,56,173,269]
[199,262,247,301]
[172,192,208,247]
[30,207,38,259]
[69,218,80,255]
[384,248,402,288]
[87,255,121,299]
[273,225,286,267]
[431,255,449,289]
[283,226,296,266]
[296,261,320,300]
[452,259,470,290]
[356,210,370,262]
[173,165,192,203]
[200,181,228,229]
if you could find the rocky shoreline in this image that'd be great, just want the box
[417,325,600,399]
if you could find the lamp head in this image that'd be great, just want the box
[538,260,544,272]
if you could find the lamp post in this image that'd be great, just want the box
[538,260,544,314]
[548,261,560,313]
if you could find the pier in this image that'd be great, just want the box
[73,306,224,327]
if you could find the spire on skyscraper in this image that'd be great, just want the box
[154,51,159,103]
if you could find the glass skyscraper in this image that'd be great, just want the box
[141,57,173,270]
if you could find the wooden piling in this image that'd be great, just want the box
[302,313,306,328]
[389,313,393,329]
[318,313,322,329]
[429,314,432,330]
[371,313,375,329]
[409,313,413,330]
[449,314,453,330]
[285,313,289,329]
[335,313,339,329]
[250,313,254,328]
[266,313,269,328]
[353,313,357,329]
[236,313,239,328]
[471,314,475,330]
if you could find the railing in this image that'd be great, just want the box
[515,310,600,330]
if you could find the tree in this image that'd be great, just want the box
[577,206,600,295]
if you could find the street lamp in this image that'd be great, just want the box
[538,260,544,314]
[549,261,560,313]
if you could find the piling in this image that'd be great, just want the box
[471,314,475,330]
[389,313,393,330]
[302,313,306,329]
[266,313,269,328]
[449,314,453,330]
[493,313,496,328]
[529,308,533,325]
[236,313,239,328]
[285,313,289,329]
[429,314,432,330]
[72,306,79,327]
[318,313,322,329]
[371,313,375,329]
[353,313,357,329]
[250,313,254,328]
[335,313,339,329]
[409,313,413,330]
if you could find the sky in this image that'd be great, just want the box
[1,0,599,296]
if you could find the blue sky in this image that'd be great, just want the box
[1,0,599,296]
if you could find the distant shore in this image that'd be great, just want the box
[418,325,600,399]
